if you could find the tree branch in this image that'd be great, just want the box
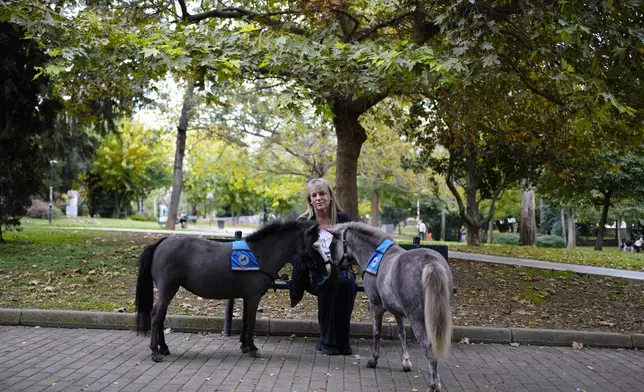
[248,163,310,178]
[176,0,305,34]
[352,11,413,42]
[501,54,566,106]
[444,153,476,227]
[479,187,504,227]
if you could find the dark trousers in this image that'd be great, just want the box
[317,274,357,349]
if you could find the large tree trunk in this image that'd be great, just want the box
[594,191,612,251]
[332,97,380,220]
[166,82,194,230]
[440,209,446,241]
[370,187,380,226]
[539,198,545,234]
[566,206,576,249]
[487,219,494,244]
[519,186,537,246]
[112,194,121,218]
[617,219,622,245]
[626,220,633,240]
[560,208,567,244]
[464,156,481,246]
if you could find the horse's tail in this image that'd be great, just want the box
[135,237,167,335]
[422,259,452,361]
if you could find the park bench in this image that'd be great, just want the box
[209,233,448,336]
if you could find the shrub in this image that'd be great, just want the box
[493,233,520,245]
[26,199,63,219]
[536,235,566,248]
[129,213,157,222]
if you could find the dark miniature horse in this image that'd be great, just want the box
[135,220,324,362]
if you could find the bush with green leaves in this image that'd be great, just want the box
[25,200,63,219]
[536,235,566,248]
[129,213,157,222]
[493,233,520,245]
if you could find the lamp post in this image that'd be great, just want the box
[49,160,57,224]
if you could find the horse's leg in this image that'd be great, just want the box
[244,295,262,357]
[240,299,250,353]
[150,284,179,362]
[148,303,159,354]
[394,314,412,372]
[410,318,441,392]
[366,303,385,369]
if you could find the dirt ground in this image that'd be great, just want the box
[169,259,644,334]
[2,231,643,333]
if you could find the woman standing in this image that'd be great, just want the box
[289,178,357,355]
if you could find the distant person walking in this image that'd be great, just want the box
[417,220,427,241]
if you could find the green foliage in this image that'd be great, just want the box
[86,121,171,218]
[493,233,520,246]
[128,213,156,222]
[418,196,462,242]
[0,23,63,240]
[493,189,521,220]
[380,191,414,226]
[536,235,566,248]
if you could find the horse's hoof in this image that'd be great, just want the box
[427,382,441,392]
[402,359,412,372]
[240,345,250,353]
[151,352,164,363]
[366,358,378,368]
[249,350,260,358]
[159,347,171,356]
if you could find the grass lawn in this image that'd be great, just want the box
[23,216,270,230]
[451,242,644,271]
[13,217,643,270]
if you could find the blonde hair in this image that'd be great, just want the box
[299,178,344,225]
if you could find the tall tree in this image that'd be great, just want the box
[166,82,195,229]
[404,71,559,245]
[519,185,537,246]
[540,149,644,250]
[0,22,63,241]
[86,121,170,218]
[359,98,419,226]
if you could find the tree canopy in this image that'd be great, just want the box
[0,22,63,241]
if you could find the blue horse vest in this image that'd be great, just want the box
[364,239,395,276]
[230,240,260,271]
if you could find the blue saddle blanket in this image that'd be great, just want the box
[364,239,395,276]
[231,240,260,271]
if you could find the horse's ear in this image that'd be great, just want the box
[304,223,319,236]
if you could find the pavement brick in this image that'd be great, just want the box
[3,325,644,391]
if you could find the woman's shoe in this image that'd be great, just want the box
[317,342,340,355]
[321,346,340,355]
[339,347,353,356]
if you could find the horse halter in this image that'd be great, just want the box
[300,232,333,279]
[337,228,352,269]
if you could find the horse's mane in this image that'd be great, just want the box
[245,220,314,242]
[335,221,392,243]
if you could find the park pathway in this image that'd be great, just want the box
[2,325,644,392]
[449,251,644,281]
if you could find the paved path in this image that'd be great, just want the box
[450,251,644,281]
[2,326,644,392]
